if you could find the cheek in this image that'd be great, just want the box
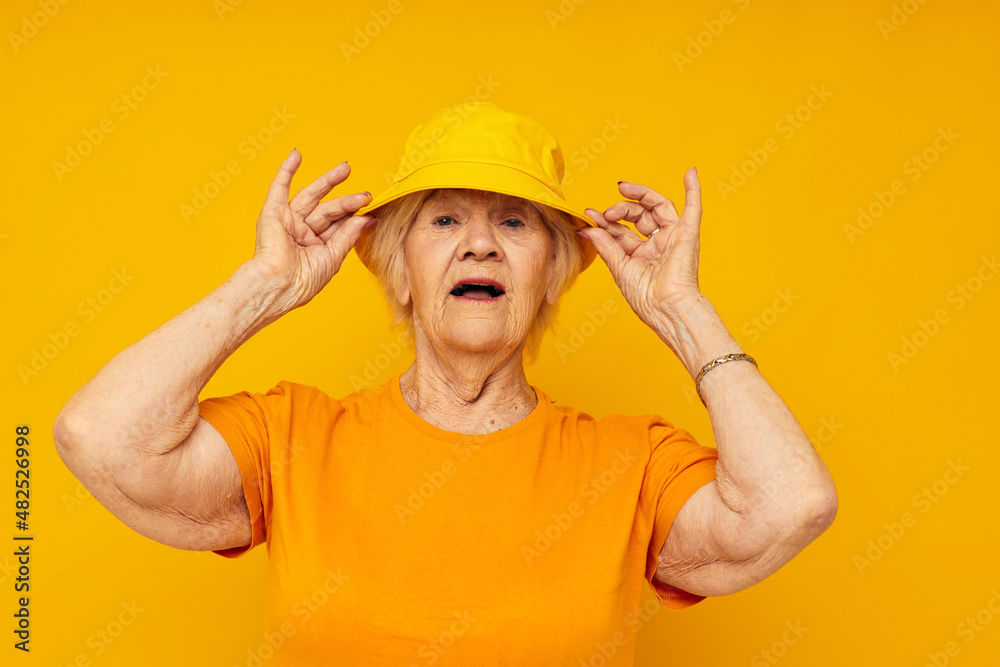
[523,243,554,295]
[406,244,450,305]
[529,258,549,295]
[505,251,552,321]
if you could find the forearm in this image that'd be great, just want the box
[55,260,285,458]
[656,294,837,530]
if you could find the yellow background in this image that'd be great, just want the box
[4,0,999,664]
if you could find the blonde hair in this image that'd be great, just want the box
[355,188,584,364]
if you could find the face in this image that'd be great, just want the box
[398,189,558,354]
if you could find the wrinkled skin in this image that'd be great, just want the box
[397,189,560,433]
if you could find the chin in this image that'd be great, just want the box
[441,322,523,354]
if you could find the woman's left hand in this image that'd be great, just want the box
[579,167,704,341]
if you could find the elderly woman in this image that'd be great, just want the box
[54,102,836,665]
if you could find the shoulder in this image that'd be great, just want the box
[535,387,680,451]
[207,378,392,413]
[273,379,389,413]
[220,380,366,423]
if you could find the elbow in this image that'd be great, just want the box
[796,487,839,541]
[53,404,93,468]
[53,407,80,457]
[781,465,839,541]
[752,486,839,555]
[53,410,83,480]
[53,407,119,494]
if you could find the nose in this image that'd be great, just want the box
[456,214,504,262]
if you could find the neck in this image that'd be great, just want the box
[399,334,537,435]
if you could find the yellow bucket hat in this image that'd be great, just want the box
[352,101,598,272]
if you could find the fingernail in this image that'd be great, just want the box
[363,191,372,200]
[364,216,378,229]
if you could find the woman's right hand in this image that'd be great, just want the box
[249,148,375,316]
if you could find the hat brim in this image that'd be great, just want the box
[352,161,599,272]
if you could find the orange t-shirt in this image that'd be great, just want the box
[198,375,719,666]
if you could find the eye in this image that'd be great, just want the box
[434,216,455,226]
[503,217,525,228]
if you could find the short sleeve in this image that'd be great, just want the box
[638,416,719,610]
[197,382,287,559]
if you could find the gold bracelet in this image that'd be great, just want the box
[695,353,758,406]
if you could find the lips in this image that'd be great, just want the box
[450,278,506,300]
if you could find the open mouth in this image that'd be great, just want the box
[449,281,506,301]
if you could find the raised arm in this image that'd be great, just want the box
[53,149,375,552]
[580,168,837,597]
[645,294,836,596]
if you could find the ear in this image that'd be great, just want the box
[396,263,412,307]
[544,246,561,306]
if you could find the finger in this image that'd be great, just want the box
[264,148,302,208]
[615,181,681,231]
[585,206,644,249]
[583,208,643,255]
[576,224,626,275]
[303,192,373,236]
[326,214,376,262]
[680,168,702,227]
[318,212,374,244]
[290,161,354,217]
[602,200,661,237]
